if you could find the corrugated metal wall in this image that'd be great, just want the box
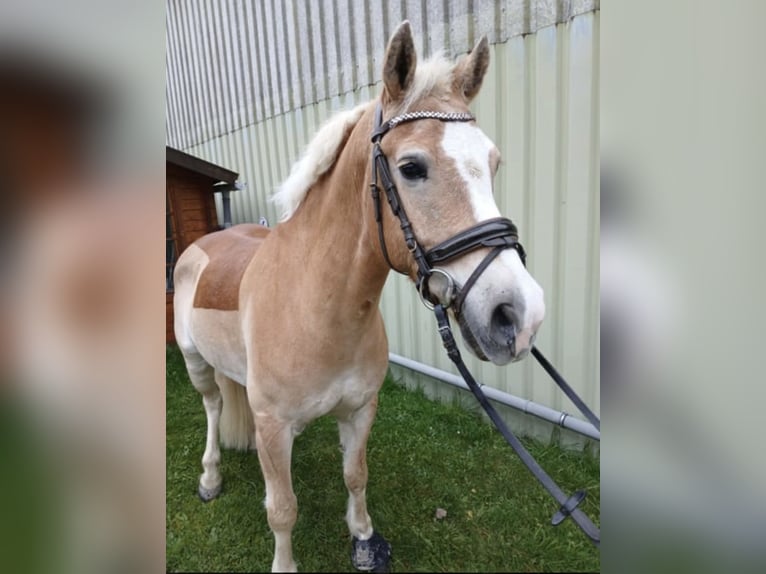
[166,1,599,446]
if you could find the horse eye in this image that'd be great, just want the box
[398,162,427,180]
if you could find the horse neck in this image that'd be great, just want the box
[281,105,390,314]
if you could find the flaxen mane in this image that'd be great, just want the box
[272,53,457,222]
[271,102,369,221]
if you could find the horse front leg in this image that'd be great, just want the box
[254,413,298,573]
[337,397,392,572]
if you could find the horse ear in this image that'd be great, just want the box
[453,36,490,102]
[383,21,417,103]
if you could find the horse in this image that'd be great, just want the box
[173,21,545,573]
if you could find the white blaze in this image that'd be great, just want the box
[440,122,545,356]
[440,122,501,221]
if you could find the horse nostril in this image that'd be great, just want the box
[491,304,517,347]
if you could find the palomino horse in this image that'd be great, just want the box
[173,21,545,572]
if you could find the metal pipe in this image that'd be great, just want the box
[213,181,245,228]
[221,190,232,228]
[388,353,600,441]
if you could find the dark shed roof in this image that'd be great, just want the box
[166,146,238,184]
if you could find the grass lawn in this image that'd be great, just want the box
[166,344,600,572]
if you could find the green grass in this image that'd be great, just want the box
[166,344,600,572]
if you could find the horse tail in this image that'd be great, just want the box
[216,371,255,451]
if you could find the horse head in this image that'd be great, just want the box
[373,21,546,365]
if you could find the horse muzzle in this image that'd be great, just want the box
[451,269,544,366]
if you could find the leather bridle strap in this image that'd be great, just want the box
[531,346,601,431]
[370,103,524,308]
[370,139,431,279]
[434,304,601,546]
[453,245,505,313]
[424,216,527,313]
[370,100,601,546]
[425,217,525,266]
[372,107,478,141]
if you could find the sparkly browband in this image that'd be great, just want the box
[371,109,475,142]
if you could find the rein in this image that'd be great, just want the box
[369,102,601,546]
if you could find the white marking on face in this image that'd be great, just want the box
[440,122,501,221]
[439,122,546,362]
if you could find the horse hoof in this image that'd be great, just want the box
[351,531,391,572]
[198,483,221,502]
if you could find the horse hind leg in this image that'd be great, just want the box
[181,351,223,501]
[337,399,392,572]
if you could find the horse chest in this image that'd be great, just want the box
[251,364,379,429]
[331,366,379,408]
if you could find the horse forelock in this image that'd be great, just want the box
[394,51,456,115]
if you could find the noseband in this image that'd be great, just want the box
[369,103,527,313]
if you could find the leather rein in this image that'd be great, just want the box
[369,102,601,546]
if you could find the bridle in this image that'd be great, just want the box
[369,103,526,315]
[369,101,601,546]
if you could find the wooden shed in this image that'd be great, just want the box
[166,146,238,342]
